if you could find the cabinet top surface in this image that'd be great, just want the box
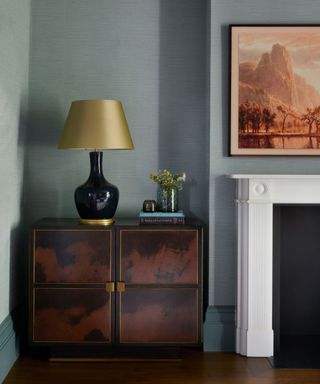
[32,218,203,229]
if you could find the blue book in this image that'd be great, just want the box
[139,210,185,218]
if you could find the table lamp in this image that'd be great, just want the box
[58,99,134,225]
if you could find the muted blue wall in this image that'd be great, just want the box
[209,0,320,307]
[26,0,209,225]
[0,0,30,379]
[0,0,30,324]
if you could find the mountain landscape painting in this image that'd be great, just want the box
[230,26,320,155]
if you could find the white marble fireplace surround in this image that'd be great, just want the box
[229,174,320,357]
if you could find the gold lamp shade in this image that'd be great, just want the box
[58,99,134,150]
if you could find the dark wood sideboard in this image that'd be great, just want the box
[29,218,203,358]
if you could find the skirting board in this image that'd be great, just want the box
[0,306,23,383]
[203,306,235,352]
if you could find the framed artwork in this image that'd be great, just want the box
[230,25,320,156]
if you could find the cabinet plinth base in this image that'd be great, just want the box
[30,345,186,361]
[49,357,183,362]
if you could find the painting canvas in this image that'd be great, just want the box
[230,25,320,155]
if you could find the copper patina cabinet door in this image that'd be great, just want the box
[118,229,201,345]
[32,229,113,344]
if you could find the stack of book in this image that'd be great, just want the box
[139,210,185,225]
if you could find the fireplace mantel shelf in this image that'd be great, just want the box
[232,175,320,358]
[228,174,320,179]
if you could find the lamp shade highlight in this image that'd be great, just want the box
[58,99,134,150]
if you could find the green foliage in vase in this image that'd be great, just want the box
[149,169,186,190]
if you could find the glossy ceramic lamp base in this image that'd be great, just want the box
[75,152,119,225]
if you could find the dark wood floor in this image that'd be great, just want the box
[4,351,320,384]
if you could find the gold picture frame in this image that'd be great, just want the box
[230,25,320,156]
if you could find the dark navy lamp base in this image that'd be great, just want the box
[74,151,119,225]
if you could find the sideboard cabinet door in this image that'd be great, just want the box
[118,229,202,346]
[33,229,112,284]
[33,288,111,343]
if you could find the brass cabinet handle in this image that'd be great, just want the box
[105,282,115,292]
[105,281,125,292]
[116,281,126,292]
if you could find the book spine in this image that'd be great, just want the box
[139,217,185,225]
[139,211,184,218]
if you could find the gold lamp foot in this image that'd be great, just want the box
[79,218,115,226]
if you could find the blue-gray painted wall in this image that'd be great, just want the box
[26,0,209,225]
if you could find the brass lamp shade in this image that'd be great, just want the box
[58,99,134,150]
[58,99,134,225]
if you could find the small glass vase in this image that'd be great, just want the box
[157,186,178,212]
